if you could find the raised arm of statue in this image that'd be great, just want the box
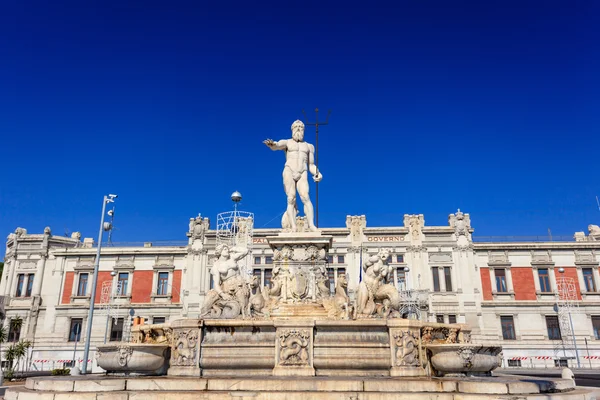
[230,246,250,261]
[263,139,287,151]
[308,143,323,182]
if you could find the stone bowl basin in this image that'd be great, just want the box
[96,343,170,375]
[425,344,502,377]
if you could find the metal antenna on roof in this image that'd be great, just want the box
[302,108,331,228]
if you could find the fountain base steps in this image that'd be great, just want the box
[6,374,600,400]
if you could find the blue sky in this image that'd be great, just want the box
[1,1,599,250]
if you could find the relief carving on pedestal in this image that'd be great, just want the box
[393,330,419,367]
[278,329,310,366]
[171,329,199,367]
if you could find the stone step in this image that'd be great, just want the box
[5,375,596,400]
[6,386,600,400]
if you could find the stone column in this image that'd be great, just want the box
[439,267,446,292]
[593,268,600,292]
[168,318,203,376]
[576,268,586,293]
[388,319,426,377]
[31,255,47,297]
[532,268,541,292]
[3,258,14,297]
[489,267,497,292]
[506,268,514,292]
[549,267,557,292]
[273,319,315,376]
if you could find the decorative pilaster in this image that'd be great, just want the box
[273,319,315,376]
[168,319,203,376]
[388,319,426,377]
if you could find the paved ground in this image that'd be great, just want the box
[497,368,600,388]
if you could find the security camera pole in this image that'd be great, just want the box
[81,194,117,374]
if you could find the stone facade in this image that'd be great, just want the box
[2,212,600,372]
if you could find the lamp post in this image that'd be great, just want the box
[81,194,117,374]
[557,267,581,368]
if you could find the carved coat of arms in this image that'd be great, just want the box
[290,270,309,299]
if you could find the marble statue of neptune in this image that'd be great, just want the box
[264,120,323,232]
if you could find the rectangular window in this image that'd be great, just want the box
[501,316,516,340]
[209,273,214,290]
[583,268,596,292]
[68,318,83,342]
[8,319,21,342]
[265,256,273,265]
[264,269,272,289]
[432,267,440,292]
[444,267,452,292]
[386,255,392,263]
[592,316,600,340]
[337,255,345,264]
[396,255,404,263]
[117,273,128,295]
[508,359,521,367]
[554,359,568,367]
[538,269,551,293]
[15,274,24,297]
[448,314,457,324]
[254,256,261,265]
[546,315,562,340]
[110,318,124,342]
[77,273,88,296]
[495,269,507,292]
[397,269,406,290]
[157,272,169,295]
[327,268,335,294]
[153,317,166,324]
[327,255,334,264]
[25,274,34,297]
[436,314,444,323]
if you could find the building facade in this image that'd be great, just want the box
[2,212,600,372]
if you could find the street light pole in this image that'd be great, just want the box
[81,194,117,374]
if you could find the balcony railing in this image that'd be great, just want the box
[95,240,189,248]
[473,235,575,243]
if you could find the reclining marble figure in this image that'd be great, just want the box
[200,244,250,319]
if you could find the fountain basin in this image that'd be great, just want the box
[96,343,170,375]
[426,344,502,377]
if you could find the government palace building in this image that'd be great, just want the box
[2,211,600,372]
